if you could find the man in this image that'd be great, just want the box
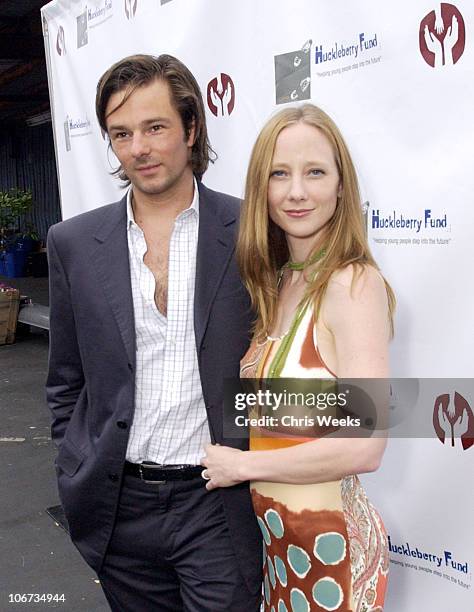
[46,54,261,611]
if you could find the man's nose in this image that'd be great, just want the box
[130,133,151,158]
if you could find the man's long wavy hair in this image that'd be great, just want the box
[237,104,395,341]
[96,53,216,183]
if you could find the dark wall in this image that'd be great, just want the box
[0,123,61,243]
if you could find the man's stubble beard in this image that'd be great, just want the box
[128,164,190,197]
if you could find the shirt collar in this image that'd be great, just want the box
[126,177,200,230]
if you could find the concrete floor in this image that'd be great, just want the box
[0,276,109,611]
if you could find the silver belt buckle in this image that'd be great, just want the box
[138,463,166,484]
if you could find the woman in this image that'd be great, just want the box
[201,104,395,612]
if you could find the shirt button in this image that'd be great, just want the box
[108,473,119,482]
[116,421,128,429]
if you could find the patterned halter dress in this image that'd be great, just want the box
[240,299,388,612]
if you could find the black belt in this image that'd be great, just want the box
[124,461,204,482]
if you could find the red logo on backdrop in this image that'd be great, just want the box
[207,74,235,117]
[433,391,474,450]
[56,25,66,55]
[419,3,465,68]
[125,0,138,19]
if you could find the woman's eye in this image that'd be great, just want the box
[309,169,324,176]
[270,170,286,177]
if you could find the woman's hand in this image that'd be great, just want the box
[200,444,245,491]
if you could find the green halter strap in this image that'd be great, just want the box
[266,247,326,378]
[266,297,311,378]
[283,247,326,271]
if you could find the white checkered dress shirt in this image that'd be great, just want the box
[125,180,211,465]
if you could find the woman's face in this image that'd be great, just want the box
[267,122,341,255]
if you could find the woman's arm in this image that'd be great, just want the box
[202,264,391,490]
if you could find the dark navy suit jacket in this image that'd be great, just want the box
[46,181,261,593]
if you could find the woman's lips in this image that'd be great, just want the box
[284,209,313,218]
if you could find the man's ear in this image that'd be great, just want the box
[186,119,196,147]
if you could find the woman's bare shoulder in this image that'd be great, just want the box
[322,263,389,335]
[327,263,386,296]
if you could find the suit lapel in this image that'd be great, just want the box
[92,196,136,367]
[88,184,236,364]
[194,183,237,351]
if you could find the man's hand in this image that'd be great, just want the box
[200,444,245,491]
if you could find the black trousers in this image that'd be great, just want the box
[98,473,261,612]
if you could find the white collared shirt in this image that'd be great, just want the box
[125,179,211,464]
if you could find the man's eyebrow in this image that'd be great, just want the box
[141,117,170,126]
[107,124,128,132]
[108,118,171,132]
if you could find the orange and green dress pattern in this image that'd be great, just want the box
[240,305,388,611]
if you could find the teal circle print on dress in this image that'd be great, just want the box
[274,554,288,586]
[287,544,311,578]
[264,508,285,538]
[267,555,276,588]
[264,574,271,605]
[257,516,272,545]
[313,532,347,565]
[289,588,310,612]
[312,577,344,611]
[278,600,288,612]
[263,541,267,568]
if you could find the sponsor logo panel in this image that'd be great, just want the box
[63,114,93,151]
[367,201,452,249]
[76,9,88,48]
[420,3,465,68]
[207,74,235,117]
[274,28,382,102]
[275,40,311,105]
[76,1,114,48]
[314,30,381,80]
[388,536,471,590]
[433,391,473,450]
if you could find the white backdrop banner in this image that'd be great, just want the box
[41,1,473,610]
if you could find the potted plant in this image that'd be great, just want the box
[0,188,34,277]
[16,223,41,254]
